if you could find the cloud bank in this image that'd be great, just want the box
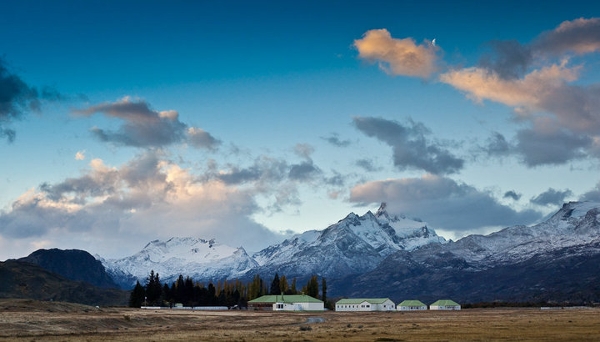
[357,18,600,167]
[353,116,464,175]
[349,174,542,233]
[0,58,62,143]
[74,97,220,150]
[0,152,287,256]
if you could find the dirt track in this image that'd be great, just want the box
[1,299,599,341]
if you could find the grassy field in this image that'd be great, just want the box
[1,299,599,341]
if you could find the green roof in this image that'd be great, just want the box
[336,298,392,305]
[248,294,323,304]
[430,299,460,306]
[398,300,426,306]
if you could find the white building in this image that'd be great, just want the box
[248,294,324,311]
[335,298,396,311]
[429,299,461,310]
[397,300,427,311]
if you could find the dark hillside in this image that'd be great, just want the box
[0,260,127,306]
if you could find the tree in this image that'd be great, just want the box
[321,277,327,306]
[129,281,145,307]
[248,274,264,300]
[270,273,281,295]
[280,274,289,294]
[290,277,297,294]
[145,270,162,305]
[305,275,319,298]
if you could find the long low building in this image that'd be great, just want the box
[248,294,324,311]
[335,298,396,311]
[429,299,461,310]
[397,300,427,311]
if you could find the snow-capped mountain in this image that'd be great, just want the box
[100,201,600,305]
[251,202,445,278]
[101,203,445,288]
[346,201,600,304]
[415,201,600,268]
[100,237,257,289]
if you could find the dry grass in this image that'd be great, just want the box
[1,299,599,341]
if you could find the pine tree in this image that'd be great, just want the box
[129,281,145,307]
[145,270,163,305]
[270,273,281,295]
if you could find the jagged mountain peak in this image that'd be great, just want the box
[251,204,446,279]
[101,237,256,289]
[550,201,600,222]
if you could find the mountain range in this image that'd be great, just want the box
[5,201,600,305]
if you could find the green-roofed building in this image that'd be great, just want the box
[335,298,396,311]
[397,300,427,311]
[429,299,461,310]
[248,294,324,311]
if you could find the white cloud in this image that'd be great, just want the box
[75,150,86,160]
[0,152,286,259]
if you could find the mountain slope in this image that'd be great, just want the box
[101,237,258,289]
[251,203,445,279]
[343,201,600,304]
[19,249,119,289]
[0,260,127,306]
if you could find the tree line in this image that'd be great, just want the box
[129,270,328,308]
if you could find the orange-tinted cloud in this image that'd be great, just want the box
[354,29,438,78]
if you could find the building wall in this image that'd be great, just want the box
[273,302,324,311]
[336,300,395,311]
[398,305,427,311]
[430,305,461,310]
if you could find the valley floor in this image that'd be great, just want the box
[0,299,599,341]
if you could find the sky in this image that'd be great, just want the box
[1,0,600,260]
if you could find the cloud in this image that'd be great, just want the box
[503,190,521,201]
[0,57,62,143]
[321,133,351,147]
[580,182,600,202]
[288,161,321,181]
[516,127,591,166]
[187,127,221,150]
[349,174,542,233]
[481,132,512,157]
[356,158,381,172]
[0,152,286,257]
[75,151,86,160]
[532,18,600,56]
[354,29,438,78]
[74,97,220,149]
[353,116,464,175]
[530,188,574,206]
[437,18,600,166]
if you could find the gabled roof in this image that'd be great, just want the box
[248,294,323,304]
[398,300,426,306]
[336,298,392,305]
[430,299,460,306]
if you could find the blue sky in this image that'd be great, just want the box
[1,0,600,259]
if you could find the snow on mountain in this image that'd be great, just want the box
[101,237,257,289]
[251,203,446,278]
[424,201,600,267]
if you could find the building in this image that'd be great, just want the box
[335,298,396,311]
[248,294,324,311]
[429,299,461,310]
[397,300,427,311]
